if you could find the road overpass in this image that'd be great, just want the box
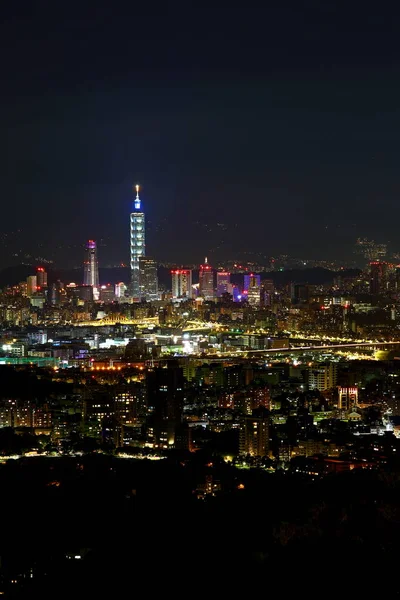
[241,341,400,356]
[75,316,159,327]
[157,341,400,362]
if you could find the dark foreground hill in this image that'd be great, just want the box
[0,455,399,598]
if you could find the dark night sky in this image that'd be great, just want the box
[1,1,400,268]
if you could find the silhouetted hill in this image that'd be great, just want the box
[0,265,361,290]
[0,265,33,287]
[0,266,131,288]
[259,267,361,286]
[54,267,130,286]
[159,267,361,289]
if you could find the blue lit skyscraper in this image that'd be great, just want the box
[243,273,261,291]
[216,271,231,297]
[130,185,146,298]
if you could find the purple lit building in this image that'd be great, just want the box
[243,273,261,291]
[83,240,99,288]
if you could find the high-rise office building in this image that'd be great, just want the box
[36,267,48,290]
[262,279,274,306]
[49,281,64,306]
[147,365,184,448]
[263,279,274,294]
[99,284,115,303]
[115,282,128,299]
[370,261,387,295]
[83,240,99,288]
[216,271,232,297]
[171,269,193,299]
[26,276,37,298]
[69,284,94,302]
[290,283,310,304]
[244,273,261,291]
[308,363,338,391]
[130,185,145,299]
[247,275,261,307]
[139,257,158,301]
[114,388,145,426]
[199,257,214,300]
[239,407,270,457]
[338,387,359,411]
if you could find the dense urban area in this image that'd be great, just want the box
[3,1,400,596]
[0,219,400,595]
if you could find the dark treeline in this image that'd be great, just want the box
[1,455,399,597]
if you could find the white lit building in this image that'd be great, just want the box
[130,185,145,299]
[171,269,193,299]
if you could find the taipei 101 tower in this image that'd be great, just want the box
[130,184,145,298]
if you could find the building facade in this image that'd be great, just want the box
[247,275,261,307]
[216,271,231,297]
[338,386,359,411]
[239,408,270,457]
[139,257,158,301]
[171,269,192,299]
[36,267,48,290]
[308,363,338,391]
[199,257,214,300]
[370,261,387,295]
[147,365,184,448]
[115,282,128,299]
[26,276,37,298]
[244,273,261,291]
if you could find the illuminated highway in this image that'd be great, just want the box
[227,341,400,356]
[76,316,159,327]
[72,316,397,351]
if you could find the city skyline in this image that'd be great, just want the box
[2,3,400,595]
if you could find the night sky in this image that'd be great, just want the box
[1,2,400,268]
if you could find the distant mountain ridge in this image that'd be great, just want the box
[0,264,361,290]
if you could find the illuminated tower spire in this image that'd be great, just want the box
[130,184,145,298]
[134,184,141,210]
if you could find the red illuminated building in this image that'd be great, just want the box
[199,257,214,300]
